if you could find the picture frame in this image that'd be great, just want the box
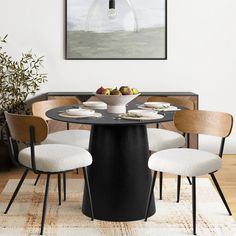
[65,0,167,60]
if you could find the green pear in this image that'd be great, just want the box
[119,86,132,95]
[131,88,139,95]
[102,88,111,95]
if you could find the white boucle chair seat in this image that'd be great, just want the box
[148,148,222,177]
[147,128,185,152]
[18,144,92,172]
[42,130,90,150]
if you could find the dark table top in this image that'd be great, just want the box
[46,102,180,126]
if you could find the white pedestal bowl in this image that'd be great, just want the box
[95,93,141,113]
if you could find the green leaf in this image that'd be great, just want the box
[0,35,47,125]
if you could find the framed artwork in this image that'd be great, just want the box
[65,0,167,60]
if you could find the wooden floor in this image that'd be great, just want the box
[0,155,235,220]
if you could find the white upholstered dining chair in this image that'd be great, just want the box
[147,96,194,200]
[145,110,233,235]
[32,99,90,200]
[4,112,94,235]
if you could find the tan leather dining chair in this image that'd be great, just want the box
[4,112,94,235]
[146,96,194,200]
[145,110,233,235]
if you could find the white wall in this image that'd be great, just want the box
[1,0,236,153]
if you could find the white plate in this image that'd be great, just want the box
[120,114,164,120]
[59,112,102,119]
[65,108,95,116]
[82,101,107,109]
[138,104,180,111]
[144,102,170,108]
[128,109,158,118]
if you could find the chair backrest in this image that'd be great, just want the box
[32,98,79,121]
[4,112,48,143]
[147,96,194,110]
[174,110,233,138]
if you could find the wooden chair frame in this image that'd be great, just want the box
[144,110,233,235]
[32,98,81,199]
[32,98,79,121]
[4,112,94,235]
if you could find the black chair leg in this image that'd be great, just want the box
[34,174,41,186]
[187,177,192,185]
[159,172,163,200]
[210,173,232,215]
[57,173,61,206]
[76,168,79,175]
[144,171,157,221]
[63,172,66,201]
[192,177,196,235]
[40,174,51,235]
[83,167,94,220]
[177,175,181,203]
[4,169,29,214]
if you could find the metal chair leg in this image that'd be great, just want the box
[210,173,232,215]
[34,174,41,186]
[144,171,157,221]
[83,167,94,220]
[187,177,192,185]
[159,172,163,200]
[177,175,181,203]
[57,173,61,206]
[192,177,196,235]
[4,169,29,214]
[40,174,51,235]
[63,172,66,201]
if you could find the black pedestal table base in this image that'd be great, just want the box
[82,124,156,221]
[46,102,176,221]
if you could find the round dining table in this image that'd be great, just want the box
[46,102,178,221]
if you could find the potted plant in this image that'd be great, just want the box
[0,35,47,170]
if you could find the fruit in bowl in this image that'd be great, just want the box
[110,87,122,95]
[103,88,111,95]
[96,86,139,95]
[96,86,111,95]
[95,86,140,113]
[96,86,105,94]
[119,86,132,95]
[131,88,139,95]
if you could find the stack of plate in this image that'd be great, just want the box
[59,108,100,118]
[138,102,179,111]
[82,101,107,110]
[144,102,170,108]
[120,110,164,120]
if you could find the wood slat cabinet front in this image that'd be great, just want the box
[48,93,198,149]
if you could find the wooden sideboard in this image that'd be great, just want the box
[47,92,199,149]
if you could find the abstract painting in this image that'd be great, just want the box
[65,0,167,59]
